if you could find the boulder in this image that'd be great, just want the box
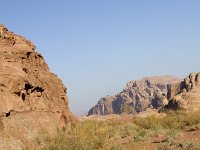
[167,81,185,99]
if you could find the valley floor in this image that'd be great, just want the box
[40,111,200,150]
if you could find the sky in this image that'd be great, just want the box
[1,1,200,115]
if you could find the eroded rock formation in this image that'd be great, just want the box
[163,72,200,111]
[0,24,74,149]
[88,76,181,116]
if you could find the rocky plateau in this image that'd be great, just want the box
[88,76,181,116]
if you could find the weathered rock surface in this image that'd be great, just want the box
[163,72,200,112]
[0,24,74,149]
[88,76,181,116]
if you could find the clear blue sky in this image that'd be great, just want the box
[1,1,200,115]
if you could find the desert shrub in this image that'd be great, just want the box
[120,103,133,114]
[41,110,200,150]
[178,140,200,150]
[42,131,94,150]
[115,122,148,142]
[157,142,171,150]
[133,110,200,131]
[132,128,147,142]
[106,108,113,114]
[110,144,123,150]
[133,115,163,130]
[41,120,125,150]
[181,111,200,126]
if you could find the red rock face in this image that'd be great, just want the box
[0,24,74,149]
[164,72,200,112]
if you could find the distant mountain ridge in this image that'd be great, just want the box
[88,75,181,116]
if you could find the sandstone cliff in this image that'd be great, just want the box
[88,76,181,116]
[163,72,200,112]
[0,24,74,149]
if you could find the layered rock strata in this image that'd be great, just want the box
[164,72,200,111]
[88,76,181,116]
[0,24,74,149]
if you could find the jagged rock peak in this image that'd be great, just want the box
[163,72,200,112]
[0,24,36,50]
[88,76,181,116]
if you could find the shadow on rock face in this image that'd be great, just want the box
[161,72,200,112]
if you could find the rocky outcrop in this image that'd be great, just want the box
[88,76,181,116]
[163,72,200,112]
[167,81,185,99]
[0,24,74,149]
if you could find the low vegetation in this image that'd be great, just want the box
[120,103,134,114]
[39,111,200,150]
